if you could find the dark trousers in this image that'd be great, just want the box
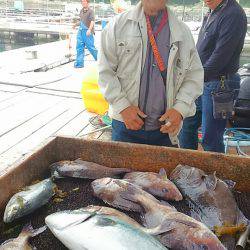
[112,119,176,147]
[179,74,240,153]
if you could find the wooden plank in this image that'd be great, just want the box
[0,91,13,102]
[0,101,84,170]
[54,109,96,137]
[0,71,72,88]
[0,98,69,155]
[0,84,28,93]
[0,92,64,137]
[27,88,82,99]
[0,91,31,112]
[78,123,104,140]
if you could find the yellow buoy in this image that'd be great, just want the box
[81,63,109,115]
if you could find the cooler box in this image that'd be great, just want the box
[81,63,109,115]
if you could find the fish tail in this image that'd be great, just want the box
[50,168,64,180]
[21,223,47,237]
[114,168,132,175]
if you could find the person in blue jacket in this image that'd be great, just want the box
[179,0,247,153]
[74,0,98,68]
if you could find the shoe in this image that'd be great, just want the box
[74,63,84,68]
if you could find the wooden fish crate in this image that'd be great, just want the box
[0,136,250,213]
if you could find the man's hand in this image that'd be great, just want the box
[159,109,183,135]
[86,29,91,36]
[120,106,147,131]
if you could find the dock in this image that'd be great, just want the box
[0,21,74,35]
[0,32,111,174]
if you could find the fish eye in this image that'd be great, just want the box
[162,188,168,193]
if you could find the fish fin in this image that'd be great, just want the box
[30,225,47,237]
[237,209,249,226]
[170,218,200,228]
[223,179,236,190]
[119,185,139,203]
[160,200,177,211]
[159,168,168,180]
[123,178,132,182]
[157,234,172,248]
[21,223,47,237]
[50,164,65,179]
[113,197,142,213]
[205,172,218,191]
[74,158,86,164]
[1,238,15,245]
[113,168,132,175]
[145,221,175,235]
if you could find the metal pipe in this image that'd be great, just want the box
[81,125,112,137]
[236,225,250,249]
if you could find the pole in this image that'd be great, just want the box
[47,0,49,23]
[182,0,186,21]
[5,0,7,18]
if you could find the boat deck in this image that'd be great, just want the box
[0,65,112,174]
[0,35,111,174]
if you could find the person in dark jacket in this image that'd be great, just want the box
[179,0,247,153]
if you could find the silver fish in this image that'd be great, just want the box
[91,178,159,212]
[4,178,55,223]
[51,159,131,179]
[120,186,226,250]
[124,168,183,201]
[0,223,46,250]
[45,209,168,250]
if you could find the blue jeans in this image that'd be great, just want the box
[112,120,176,147]
[74,22,98,68]
[179,74,240,153]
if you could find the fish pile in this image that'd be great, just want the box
[2,159,249,250]
[91,177,226,249]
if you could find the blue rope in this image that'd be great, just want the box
[224,128,250,156]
